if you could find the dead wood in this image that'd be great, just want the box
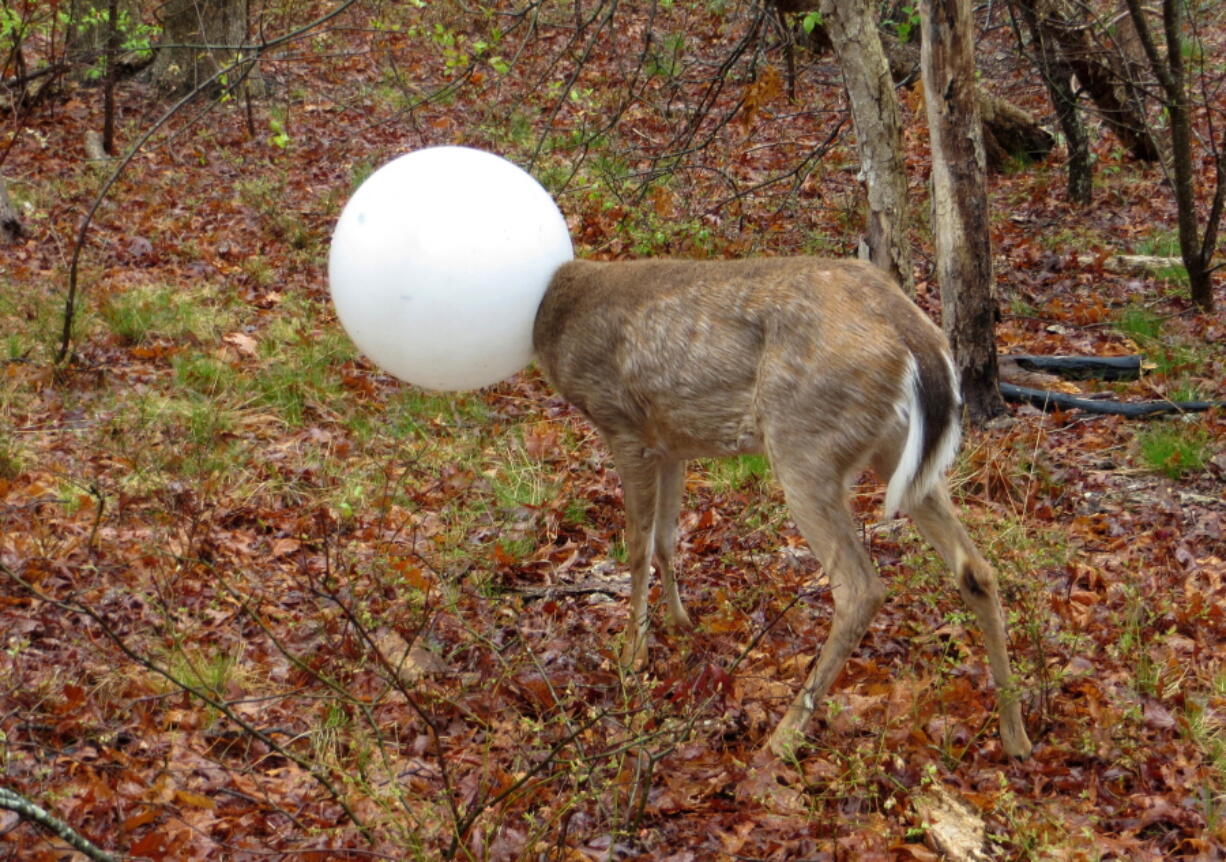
[1074,253,1184,274]
[1003,354,1142,381]
[1001,382,1223,416]
[1000,353,1222,415]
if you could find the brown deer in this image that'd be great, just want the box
[533,257,1032,758]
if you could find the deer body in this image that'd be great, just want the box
[533,257,1032,758]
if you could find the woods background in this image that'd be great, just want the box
[1,0,1224,858]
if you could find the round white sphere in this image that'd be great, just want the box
[328,146,573,391]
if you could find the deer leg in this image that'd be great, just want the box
[906,483,1033,758]
[653,459,692,630]
[611,444,660,668]
[766,469,886,756]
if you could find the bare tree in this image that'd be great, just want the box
[815,0,913,292]
[1016,0,1159,163]
[1122,0,1221,312]
[920,0,1003,422]
[1010,0,1093,203]
[149,0,249,94]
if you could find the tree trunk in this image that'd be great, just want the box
[920,0,1004,423]
[102,0,120,155]
[1011,0,1092,203]
[1022,0,1160,163]
[63,0,144,79]
[1123,0,1219,311]
[804,13,1053,177]
[1,176,23,242]
[149,0,248,94]
[816,0,913,293]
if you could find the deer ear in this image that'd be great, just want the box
[329,146,573,392]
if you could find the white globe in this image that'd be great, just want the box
[328,146,573,391]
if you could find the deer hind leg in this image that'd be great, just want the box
[610,443,662,668]
[766,456,887,757]
[905,482,1033,758]
[653,459,692,631]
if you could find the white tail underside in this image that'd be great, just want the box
[884,353,961,518]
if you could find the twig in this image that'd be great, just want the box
[0,786,119,862]
[56,0,365,365]
[0,560,376,844]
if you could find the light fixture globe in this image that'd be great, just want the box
[328,146,573,391]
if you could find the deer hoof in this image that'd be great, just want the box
[766,721,807,759]
[619,637,647,670]
[665,606,693,631]
[1003,727,1033,759]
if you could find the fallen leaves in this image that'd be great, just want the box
[1,0,1224,859]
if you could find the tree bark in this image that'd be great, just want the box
[1020,0,1160,163]
[816,0,913,292]
[149,0,248,94]
[920,0,1004,423]
[1,175,23,242]
[1123,0,1219,311]
[1011,0,1092,203]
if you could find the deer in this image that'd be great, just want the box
[532,256,1033,759]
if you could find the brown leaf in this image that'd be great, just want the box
[913,784,989,861]
[222,331,258,357]
[173,789,215,809]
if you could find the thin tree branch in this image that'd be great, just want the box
[0,787,119,862]
[56,0,366,365]
[0,559,376,844]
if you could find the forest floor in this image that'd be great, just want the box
[1,1,1224,859]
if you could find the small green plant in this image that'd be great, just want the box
[563,498,591,526]
[101,285,228,345]
[59,3,158,79]
[1116,304,1163,343]
[885,4,920,42]
[702,454,770,494]
[268,117,291,149]
[646,32,685,78]
[0,435,22,480]
[1136,422,1211,479]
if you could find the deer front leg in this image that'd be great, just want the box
[766,493,886,757]
[611,445,661,668]
[653,459,692,631]
[907,484,1033,758]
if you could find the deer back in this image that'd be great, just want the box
[533,257,957,481]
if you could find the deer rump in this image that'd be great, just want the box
[532,256,1031,758]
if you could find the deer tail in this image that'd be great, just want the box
[883,348,962,518]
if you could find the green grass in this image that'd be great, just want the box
[1136,422,1213,479]
[1184,669,1226,831]
[173,351,237,396]
[701,453,770,494]
[1115,305,1164,344]
[1114,304,1207,378]
[0,437,21,480]
[101,283,234,346]
[0,274,72,361]
[1133,230,1190,284]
